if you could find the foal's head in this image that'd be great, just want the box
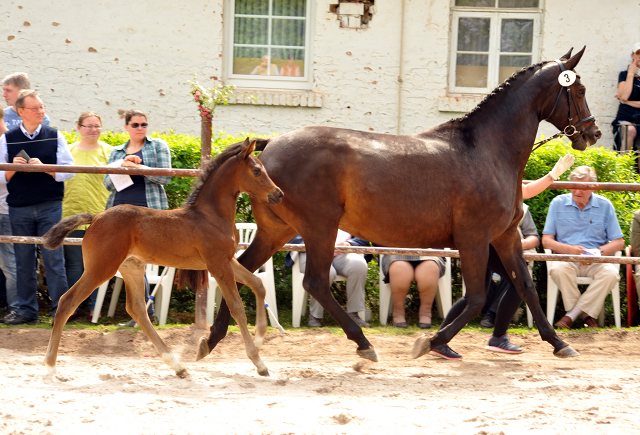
[236,138,284,205]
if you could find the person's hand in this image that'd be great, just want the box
[336,241,351,246]
[566,245,587,256]
[121,160,140,168]
[124,155,142,164]
[12,156,27,164]
[548,153,575,180]
[28,157,55,177]
[628,60,639,78]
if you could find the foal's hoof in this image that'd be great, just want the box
[356,345,379,362]
[258,369,270,377]
[195,337,210,361]
[411,334,431,359]
[176,368,189,378]
[554,345,580,358]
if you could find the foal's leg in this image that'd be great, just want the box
[119,258,188,377]
[491,233,578,358]
[44,271,114,375]
[209,263,269,376]
[200,218,296,358]
[230,259,268,349]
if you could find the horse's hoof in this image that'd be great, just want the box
[258,369,270,377]
[554,345,580,358]
[176,368,189,378]
[411,334,431,359]
[45,364,57,375]
[195,337,210,361]
[356,346,378,362]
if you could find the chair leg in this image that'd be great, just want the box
[107,277,124,318]
[291,261,307,327]
[92,280,110,323]
[612,287,621,329]
[379,281,392,326]
[526,304,533,329]
[546,271,559,323]
[206,277,217,325]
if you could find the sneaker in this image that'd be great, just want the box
[485,335,523,354]
[120,312,156,327]
[429,344,462,360]
[348,312,370,328]
[307,315,322,327]
[0,311,17,324]
[480,312,495,329]
[2,312,39,325]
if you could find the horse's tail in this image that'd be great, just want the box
[253,138,271,152]
[42,213,95,250]
[177,269,209,293]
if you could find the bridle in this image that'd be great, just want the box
[532,60,596,152]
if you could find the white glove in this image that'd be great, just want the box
[548,153,575,180]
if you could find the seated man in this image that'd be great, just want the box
[542,166,624,329]
[285,230,370,328]
[481,203,540,330]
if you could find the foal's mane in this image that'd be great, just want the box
[186,141,247,205]
[453,60,548,123]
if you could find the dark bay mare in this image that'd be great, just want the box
[42,139,283,377]
[199,48,601,363]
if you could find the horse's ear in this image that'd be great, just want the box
[560,47,573,61]
[241,138,256,159]
[564,46,585,70]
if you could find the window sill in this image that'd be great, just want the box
[229,89,323,108]
[437,96,484,113]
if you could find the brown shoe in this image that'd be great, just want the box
[555,315,572,329]
[583,316,598,329]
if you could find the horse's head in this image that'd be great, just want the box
[238,138,284,205]
[542,47,601,151]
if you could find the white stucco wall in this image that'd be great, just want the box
[1,0,639,148]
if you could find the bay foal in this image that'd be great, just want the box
[42,139,283,377]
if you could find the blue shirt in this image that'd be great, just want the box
[543,193,623,249]
[4,106,50,130]
[0,124,74,184]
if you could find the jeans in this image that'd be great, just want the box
[0,213,18,312]
[64,229,98,310]
[9,201,68,320]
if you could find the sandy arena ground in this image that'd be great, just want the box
[1,326,640,435]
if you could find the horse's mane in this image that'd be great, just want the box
[453,60,548,123]
[185,141,247,205]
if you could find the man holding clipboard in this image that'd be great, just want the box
[0,90,74,325]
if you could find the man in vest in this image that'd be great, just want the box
[0,90,74,325]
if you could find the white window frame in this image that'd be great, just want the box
[448,4,541,94]
[224,0,315,91]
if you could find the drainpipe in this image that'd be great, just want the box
[396,0,406,135]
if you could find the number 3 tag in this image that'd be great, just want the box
[558,70,576,87]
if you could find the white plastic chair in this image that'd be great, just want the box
[545,249,621,328]
[92,264,176,325]
[291,251,357,327]
[379,251,452,325]
[206,223,278,328]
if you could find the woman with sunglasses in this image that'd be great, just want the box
[613,42,640,154]
[104,109,172,326]
[62,111,113,321]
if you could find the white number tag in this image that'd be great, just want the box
[558,70,576,87]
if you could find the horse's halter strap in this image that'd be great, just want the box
[533,59,595,152]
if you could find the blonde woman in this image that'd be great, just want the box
[62,112,112,321]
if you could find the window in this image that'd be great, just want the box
[449,0,541,94]
[225,0,314,90]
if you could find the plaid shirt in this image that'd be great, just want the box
[103,137,172,210]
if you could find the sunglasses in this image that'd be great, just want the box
[129,122,148,129]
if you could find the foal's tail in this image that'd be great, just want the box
[177,270,209,293]
[42,213,95,250]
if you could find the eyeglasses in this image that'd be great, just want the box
[80,125,102,130]
[23,105,45,112]
[129,122,148,129]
